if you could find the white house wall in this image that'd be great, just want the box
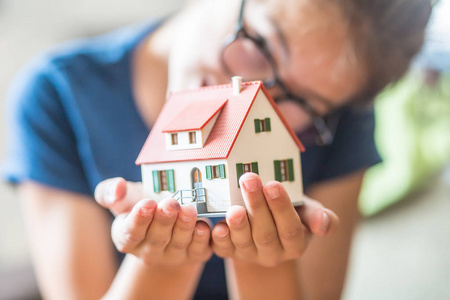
[165,130,202,150]
[227,90,304,207]
[141,159,231,213]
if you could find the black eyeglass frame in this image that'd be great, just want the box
[221,0,337,146]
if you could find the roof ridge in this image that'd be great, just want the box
[168,80,262,97]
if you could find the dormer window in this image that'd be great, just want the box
[189,132,197,144]
[254,118,271,133]
[171,133,178,145]
[162,98,228,151]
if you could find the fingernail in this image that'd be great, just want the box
[162,201,180,217]
[105,178,121,204]
[216,230,229,238]
[265,184,280,199]
[179,213,194,222]
[242,178,259,192]
[320,211,330,234]
[230,213,245,225]
[196,228,207,236]
[139,207,155,218]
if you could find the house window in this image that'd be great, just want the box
[189,132,197,144]
[279,160,288,181]
[213,166,220,178]
[171,133,178,145]
[274,159,294,182]
[259,119,266,132]
[206,164,226,180]
[152,169,175,193]
[254,118,271,133]
[235,162,259,187]
[160,171,168,190]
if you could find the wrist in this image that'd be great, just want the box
[127,253,205,273]
[105,254,206,300]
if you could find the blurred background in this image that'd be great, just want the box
[0,0,449,299]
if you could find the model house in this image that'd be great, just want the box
[136,77,305,217]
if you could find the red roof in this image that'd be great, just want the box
[136,81,304,165]
[162,98,228,133]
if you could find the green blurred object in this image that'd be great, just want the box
[359,71,450,216]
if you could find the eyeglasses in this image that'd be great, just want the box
[221,0,339,146]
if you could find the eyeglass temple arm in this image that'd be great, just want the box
[236,0,246,31]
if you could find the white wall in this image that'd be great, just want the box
[141,159,231,213]
[227,89,304,207]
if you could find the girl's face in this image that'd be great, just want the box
[167,0,367,132]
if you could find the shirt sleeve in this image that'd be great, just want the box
[1,56,91,195]
[301,105,382,188]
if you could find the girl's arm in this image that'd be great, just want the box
[105,255,206,300]
[225,259,302,300]
[222,170,364,300]
[211,172,339,300]
[19,181,209,300]
[300,170,365,300]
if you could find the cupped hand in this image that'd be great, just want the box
[94,178,212,266]
[211,172,339,267]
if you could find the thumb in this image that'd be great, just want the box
[94,177,144,216]
[296,195,339,236]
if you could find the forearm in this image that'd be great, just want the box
[104,254,205,300]
[228,258,302,300]
[300,171,364,300]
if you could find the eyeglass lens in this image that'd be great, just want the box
[222,37,275,82]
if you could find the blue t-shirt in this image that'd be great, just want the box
[1,21,380,299]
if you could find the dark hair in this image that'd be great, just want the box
[346,0,433,102]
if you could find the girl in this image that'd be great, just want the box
[2,0,431,298]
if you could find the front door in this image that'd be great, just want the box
[191,168,207,213]
[192,168,203,190]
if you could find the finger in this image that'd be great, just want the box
[263,181,305,255]
[145,198,180,252]
[166,205,198,254]
[94,177,144,215]
[112,199,157,253]
[211,222,234,258]
[295,195,339,236]
[239,173,281,254]
[188,221,212,263]
[226,206,256,257]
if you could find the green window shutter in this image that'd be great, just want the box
[265,118,271,132]
[152,170,160,193]
[254,119,261,133]
[251,162,259,175]
[167,169,176,192]
[287,159,295,181]
[236,163,244,188]
[219,164,226,179]
[205,165,212,180]
[274,160,281,181]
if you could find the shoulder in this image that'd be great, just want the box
[7,20,160,112]
[51,21,156,67]
[12,21,159,85]
[33,21,158,76]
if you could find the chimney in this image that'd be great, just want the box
[232,76,242,95]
